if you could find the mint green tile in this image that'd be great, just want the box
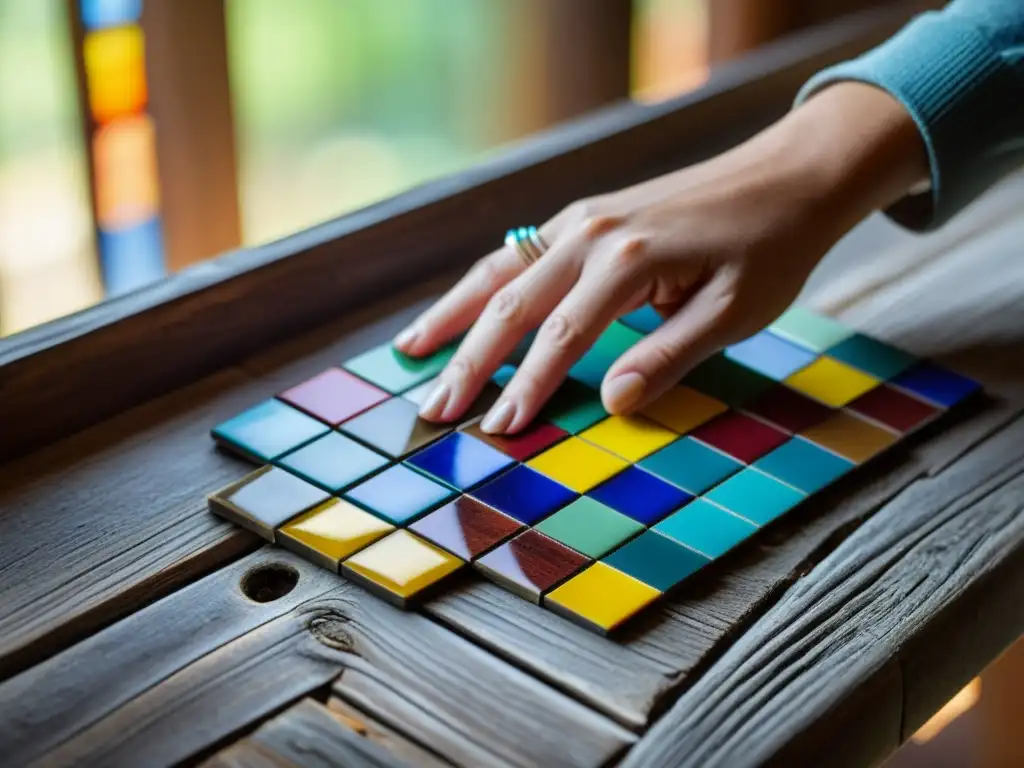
[704,468,806,526]
[535,497,645,558]
[541,379,609,433]
[343,342,456,394]
[753,437,853,494]
[568,322,643,389]
[654,499,757,558]
[639,437,743,494]
[825,333,916,379]
[768,306,852,353]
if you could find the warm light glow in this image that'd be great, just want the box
[83,25,147,123]
[633,0,709,103]
[911,678,982,745]
[93,114,159,228]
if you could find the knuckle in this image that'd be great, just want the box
[489,285,525,325]
[607,236,649,272]
[644,340,677,374]
[446,355,478,382]
[473,255,505,294]
[541,312,582,352]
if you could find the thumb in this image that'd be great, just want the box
[600,274,744,414]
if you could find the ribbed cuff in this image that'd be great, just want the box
[796,10,1012,231]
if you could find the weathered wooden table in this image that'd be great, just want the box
[1,8,1021,766]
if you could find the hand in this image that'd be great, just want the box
[395,82,928,435]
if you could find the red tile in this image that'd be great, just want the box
[475,529,589,603]
[690,411,788,463]
[745,385,833,433]
[463,420,569,461]
[279,367,389,426]
[847,384,939,433]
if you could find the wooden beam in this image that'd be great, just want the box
[140,0,241,271]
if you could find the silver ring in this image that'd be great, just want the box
[505,226,547,266]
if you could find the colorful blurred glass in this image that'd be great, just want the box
[78,0,165,296]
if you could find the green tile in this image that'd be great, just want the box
[568,322,643,389]
[681,353,774,407]
[768,305,852,353]
[654,499,757,558]
[602,530,711,592]
[753,437,853,494]
[639,437,743,494]
[704,468,806,526]
[343,342,456,394]
[535,497,645,558]
[824,333,916,380]
[540,379,609,433]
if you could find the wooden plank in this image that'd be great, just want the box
[325,698,453,768]
[141,0,242,271]
[0,4,922,463]
[214,698,428,768]
[620,414,1024,768]
[0,549,634,768]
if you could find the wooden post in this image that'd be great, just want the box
[140,0,241,271]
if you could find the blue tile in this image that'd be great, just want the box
[212,399,330,462]
[725,331,817,381]
[603,530,711,591]
[891,362,981,408]
[654,498,758,558]
[588,466,692,526]
[470,465,577,526]
[344,464,456,525]
[492,364,517,388]
[638,437,743,494]
[620,305,664,334]
[277,431,389,492]
[705,468,806,526]
[753,437,854,493]
[406,432,515,491]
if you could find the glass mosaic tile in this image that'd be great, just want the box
[405,431,514,491]
[277,431,388,492]
[344,463,456,526]
[212,399,330,463]
[470,465,577,526]
[588,466,692,526]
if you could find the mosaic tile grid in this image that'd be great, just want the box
[206,306,982,636]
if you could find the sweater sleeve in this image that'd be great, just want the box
[795,0,1024,231]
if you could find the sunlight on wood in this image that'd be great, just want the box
[911,678,982,745]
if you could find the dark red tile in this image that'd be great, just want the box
[745,385,834,433]
[409,496,523,560]
[475,529,589,603]
[463,420,569,461]
[847,384,939,433]
[279,367,389,426]
[690,411,788,463]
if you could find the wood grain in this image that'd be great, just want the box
[0,4,922,463]
[0,549,633,768]
[621,413,1024,768]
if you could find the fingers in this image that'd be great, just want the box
[482,236,649,435]
[417,233,585,424]
[602,268,742,414]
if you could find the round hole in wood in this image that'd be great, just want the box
[241,563,299,603]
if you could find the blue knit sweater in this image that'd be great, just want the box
[796,0,1024,231]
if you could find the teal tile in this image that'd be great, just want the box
[535,497,645,558]
[682,353,775,407]
[602,530,711,592]
[654,499,758,558]
[705,468,806,526]
[639,437,743,494]
[540,379,609,433]
[212,399,330,463]
[768,305,853,353]
[825,334,916,380]
[620,305,663,334]
[343,342,456,394]
[753,437,854,494]
[277,431,389,492]
[568,322,643,389]
[492,364,517,388]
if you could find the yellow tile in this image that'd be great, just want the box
[278,498,394,572]
[545,562,661,634]
[785,357,880,407]
[527,437,629,493]
[579,415,678,461]
[341,529,464,607]
[801,411,897,463]
[640,385,727,434]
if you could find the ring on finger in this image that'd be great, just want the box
[505,225,548,266]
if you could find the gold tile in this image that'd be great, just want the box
[545,562,661,634]
[640,385,727,434]
[800,410,898,463]
[277,498,394,571]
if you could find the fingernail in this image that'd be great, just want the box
[481,400,516,434]
[395,326,420,351]
[419,381,451,420]
[604,372,646,413]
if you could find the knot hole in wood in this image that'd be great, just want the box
[240,563,299,603]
